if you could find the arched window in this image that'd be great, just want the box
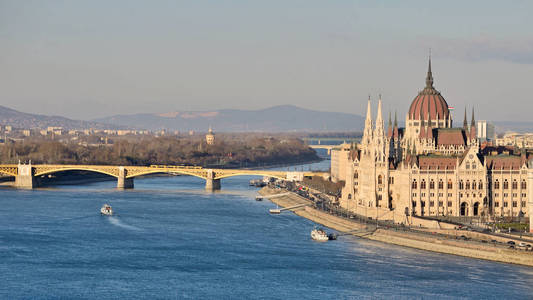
[512,180,518,190]
[504,179,509,190]
[522,180,527,189]
[466,162,470,169]
[472,180,476,190]
[421,179,426,189]
[412,180,417,189]
[348,194,352,199]
[378,175,383,185]
[354,172,358,179]
[429,180,435,189]
[438,179,443,189]
[472,163,476,170]
[448,179,453,189]
[494,179,500,189]
[478,181,483,189]
[459,180,464,190]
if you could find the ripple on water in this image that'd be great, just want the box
[1,165,533,299]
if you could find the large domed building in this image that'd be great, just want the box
[405,59,451,134]
[331,57,533,229]
[403,59,456,151]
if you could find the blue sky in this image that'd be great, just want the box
[1,0,532,121]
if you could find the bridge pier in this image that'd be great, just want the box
[117,167,134,189]
[205,169,221,191]
[205,178,221,191]
[15,164,37,189]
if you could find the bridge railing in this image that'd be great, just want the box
[149,165,203,169]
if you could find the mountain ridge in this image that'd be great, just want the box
[0,105,120,130]
[92,105,366,132]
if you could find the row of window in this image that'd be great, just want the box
[356,174,529,191]
[412,201,453,208]
[494,201,526,208]
[412,193,453,198]
[411,179,528,190]
[493,193,527,198]
[459,193,484,198]
[493,179,526,190]
[465,162,477,170]
[412,179,453,189]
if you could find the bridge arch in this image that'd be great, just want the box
[125,169,208,180]
[34,167,118,178]
[213,172,286,180]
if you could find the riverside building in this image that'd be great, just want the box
[332,58,533,230]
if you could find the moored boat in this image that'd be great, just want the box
[311,228,329,242]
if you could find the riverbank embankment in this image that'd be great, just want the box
[260,187,533,267]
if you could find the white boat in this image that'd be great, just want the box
[100,204,113,216]
[311,228,329,242]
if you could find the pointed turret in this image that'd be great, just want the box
[387,111,392,138]
[375,95,384,135]
[393,111,399,138]
[463,107,468,130]
[365,95,372,124]
[362,96,373,153]
[470,107,476,140]
[425,55,434,89]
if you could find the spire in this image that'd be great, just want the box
[470,107,477,140]
[365,95,372,122]
[471,107,476,127]
[393,111,399,138]
[387,111,393,138]
[425,52,434,89]
[375,95,384,138]
[463,107,468,130]
[376,95,383,124]
[362,96,373,152]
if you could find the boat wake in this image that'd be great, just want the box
[108,217,142,231]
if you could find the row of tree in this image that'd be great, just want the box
[0,135,319,168]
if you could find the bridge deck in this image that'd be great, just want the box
[0,164,327,180]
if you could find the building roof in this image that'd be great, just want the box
[435,128,466,146]
[485,155,524,170]
[407,58,450,121]
[418,155,457,170]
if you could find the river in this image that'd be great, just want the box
[1,160,532,299]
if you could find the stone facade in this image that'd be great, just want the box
[334,59,532,228]
[205,127,215,145]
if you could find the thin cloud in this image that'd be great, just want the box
[416,35,533,64]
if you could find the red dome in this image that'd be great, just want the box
[408,59,450,121]
[408,90,450,120]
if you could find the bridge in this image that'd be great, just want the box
[309,145,337,155]
[0,163,328,190]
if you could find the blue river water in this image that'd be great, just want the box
[1,161,533,299]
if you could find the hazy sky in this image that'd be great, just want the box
[1,1,532,121]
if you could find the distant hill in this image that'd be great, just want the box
[92,105,365,132]
[493,121,533,134]
[0,105,118,130]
